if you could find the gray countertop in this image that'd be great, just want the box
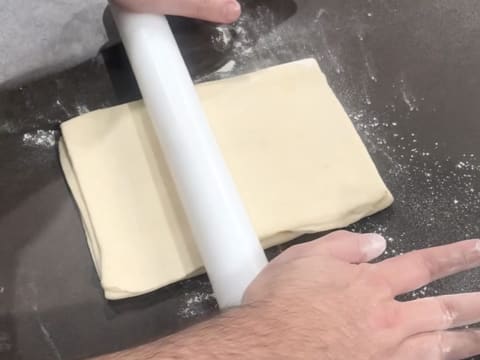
[1,1,480,359]
[0,0,107,88]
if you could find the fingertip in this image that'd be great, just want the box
[361,233,387,260]
[112,0,242,24]
[220,0,241,23]
[474,239,480,252]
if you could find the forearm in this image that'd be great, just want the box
[97,305,266,359]
[96,303,322,360]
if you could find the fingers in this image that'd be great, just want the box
[113,0,241,23]
[392,330,480,360]
[397,293,480,335]
[377,239,480,295]
[272,231,386,265]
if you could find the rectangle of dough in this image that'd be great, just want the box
[59,59,393,300]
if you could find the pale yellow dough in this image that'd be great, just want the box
[59,59,393,300]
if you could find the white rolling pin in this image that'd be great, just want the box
[111,6,268,309]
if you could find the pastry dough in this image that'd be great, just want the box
[59,59,393,300]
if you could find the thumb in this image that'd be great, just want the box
[113,0,242,24]
[272,231,387,265]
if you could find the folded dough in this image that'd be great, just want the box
[59,59,393,300]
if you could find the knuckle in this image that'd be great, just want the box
[458,248,471,269]
[411,251,437,282]
[435,332,455,359]
[435,298,456,328]
[359,264,393,296]
[433,332,447,358]
[371,303,402,330]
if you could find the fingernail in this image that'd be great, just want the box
[223,1,241,22]
[362,234,387,258]
[475,239,480,252]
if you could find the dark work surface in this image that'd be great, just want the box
[1,0,480,359]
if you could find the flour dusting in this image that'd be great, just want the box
[54,98,74,120]
[178,290,217,319]
[22,130,58,148]
[203,3,348,82]
[348,108,480,236]
[76,104,89,115]
[358,37,378,82]
[345,104,480,299]
[210,5,274,59]
[211,26,233,52]
[0,121,16,135]
[216,60,237,73]
[0,332,12,352]
[399,77,418,111]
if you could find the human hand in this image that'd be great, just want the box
[112,0,241,23]
[244,231,480,359]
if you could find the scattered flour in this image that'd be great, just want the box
[215,60,237,73]
[76,104,89,115]
[22,130,58,148]
[358,39,378,82]
[55,98,73,119]
[398,77,419,112]
[0,332,12,352]
[0,121,16,135]
[409,285,439,299]
[177,290,217,319]
[202,4,311,81]
[346,106,480,300]
[211,26,233,52]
